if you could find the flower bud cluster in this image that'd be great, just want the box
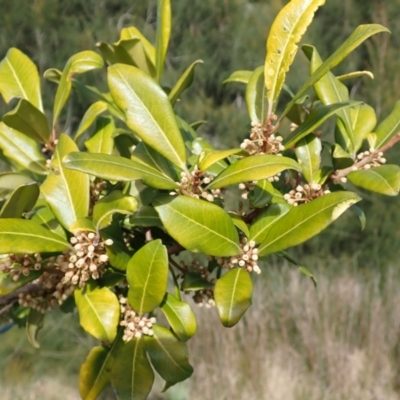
[18,270,74,313]
[119,296,156,342]
[56,232,113,288]
[356,150,386,169]
[0,253,42,281]
[190,263,216,308]
[283,183,330,206]
[238,182,256,200]
[172,165,223,202]
[89,180,107,214]
[240,121,284,156]
[217,238,261,274]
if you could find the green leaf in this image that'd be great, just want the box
[337,70,374,81]
[85,117,115,154]
[153,194,241,257]
[63,152,179,190]
[294,134,321,183]
[160,293,197,342]
[331,143,354,170]
[229,213,250,238]
[53,51,104,126]
[145,324,193,390]
[351,205,366,231]
[26,308,44,349]
[298,266,317,287]
[214,268,253,327]
[0,48,43,111]
[258,191,361,256]
[169,60,203,105]
[348,165,400,196]
[0,182,39,218]
[69,217,96,234]
[75,285,120,344]
[207,155,301,189]
[223,70,253,85]
[130,206,162,227]
[0,219,70,254]
[198,148,244,172]
[264,0,325,114]
[246,66,267,122]
[155,0,171,82]
[108,64,187,169]
[0,122,47,175]
[43,68,62,83]
[93,191,138,231]
[111,336,154,400]
[282,24,390,119]
[75,101,108,141]
[182,272,214,291]
[249,203,292,244]
[3,99,50,143]
[41,134,89,230]
[284,102,360,149]
[79,345,115,400]
[0,270,41,296]
[127,240,168,314]
[0,173,34,200]
[349,103,377,151]
[248,180,274,208]
[30,204,67,240]
[373,100,400,149]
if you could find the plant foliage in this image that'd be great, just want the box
[0,1,397,399]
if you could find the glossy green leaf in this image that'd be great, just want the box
[0,173,37,200]
[258,191,361,256]
[145,324,193,390]
[127,240,168,314]
[0,270,41,296]
[207,155,301,189]
[154,195,241,257]
[130,206,162,227]
[26,308,44,349]
[264,0,325,114]
[43,68,62,83]
[53,51,104,126]
[198,148,244,172]
[75,101,108,141]
[373,100,400,149]
[182,272,214,291]
[108,64,186,169]
[3,99,50,143]
[222,70,252,85]
[0,219,70,254]
[63,152,179,190]
[93,191,138,231]
[0,48,43,111]
[295,134,321,183]
[69,217,96,234]
[85,117,115,154]
[249,203,292,244]
[169,60,203,105]
[75,285,120,344]
[331,143,354,170]
[282,24,390,119]
[155,0,171,81]
[350,103,377,151]
[30,204,67,240]
[248,180,274,208]
[79,345,115,400]
[214,268,253,327]
[0,182,39,218]
[284,102,359,149]
[160,293,197,342]
[111,336,154,400]
[0,123,47,175]
[310,166,334,185]
[246,66,267,122]
[41,134,89,230]
[348,165,400,196]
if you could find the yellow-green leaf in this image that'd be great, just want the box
[155,0,171,82]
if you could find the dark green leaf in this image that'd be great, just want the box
[0,182,39,218]
[0,270,41,296]
[130,206,162,227]
[182,272,214,291]
[248,180,274,208]
[26,308,44,349]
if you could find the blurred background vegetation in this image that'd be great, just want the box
[1,1,400,398]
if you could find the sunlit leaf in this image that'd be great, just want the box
[0,182,39,218]
[155,0,171,81]
[222,70,253,85]
[246,66,267,122]
[75,101,108,141]
[373,100,400,149]
[85,117,115,154]
[294,134,321,183]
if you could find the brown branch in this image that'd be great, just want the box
[167,243,185,256]
[168,257,187,274]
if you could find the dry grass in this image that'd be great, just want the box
[3,258,400,399]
